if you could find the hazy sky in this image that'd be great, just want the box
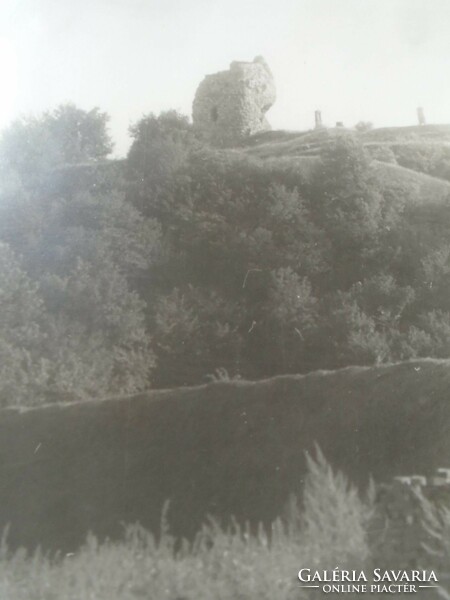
[1,0,450,156]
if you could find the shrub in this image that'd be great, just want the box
[355,121,373,133]
[0,450,374,599]
[366,145,397,164]
[299,446,373,569]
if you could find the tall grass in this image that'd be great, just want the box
[0,450,382,599]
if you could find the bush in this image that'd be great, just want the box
[366,145,397,164]
[0,451,374,599]
[299,446,373,568]
[355,121,373,133]
[391,143,450,181]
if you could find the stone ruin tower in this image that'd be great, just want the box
[192,56,276,146]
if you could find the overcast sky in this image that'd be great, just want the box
[1,0,449,156]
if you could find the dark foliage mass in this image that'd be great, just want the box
[1,106,450,405]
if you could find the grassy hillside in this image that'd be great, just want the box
[242,124,450,203]
[1,358,450,552]
[243,128,349,158]
[245,124,450,156]
[372,160,450,208]
[224,128,450,235]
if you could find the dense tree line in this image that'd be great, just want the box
[1,106,450,405]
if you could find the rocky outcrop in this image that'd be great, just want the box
[192,56,276,146]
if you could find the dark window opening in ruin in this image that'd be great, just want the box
[211,106,219,122]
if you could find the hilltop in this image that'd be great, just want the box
[243,124,450,202]
[45,123,450,219]
[244,123,450,155]
[4,108,450,402]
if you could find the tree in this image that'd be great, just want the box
[0,178,161,276]
[0,242,48,406]
[0,169,160,405]
[310,133,403,290]
[245,268,319,375]
[325,275,416,366]
[312,134,383,243]
[127,111,196,216]
[152,286,242,387]
[46,104,113,163]
[39,258,155,401]
[408,310,450,359]
[0,104,113,182]
[300,447,372,568]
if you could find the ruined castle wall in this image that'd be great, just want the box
[192,56,276,146]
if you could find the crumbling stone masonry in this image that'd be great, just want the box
[192,56,276,146]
